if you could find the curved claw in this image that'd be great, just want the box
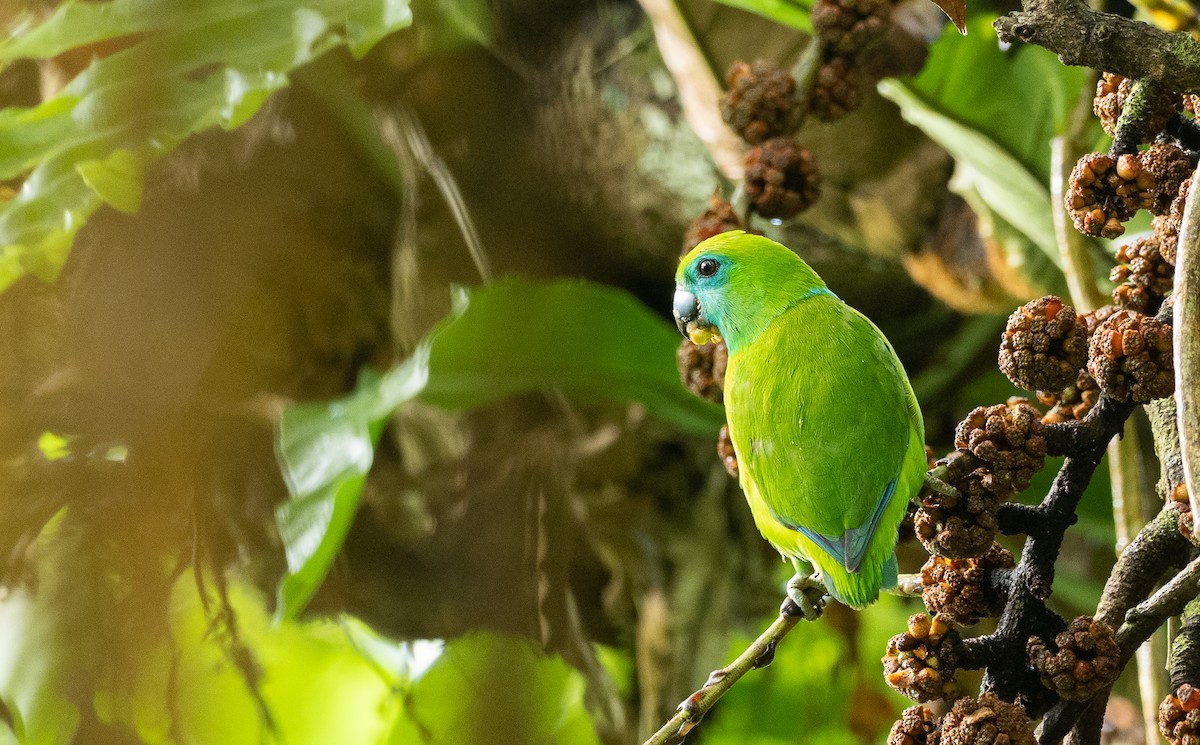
[921,471,960,500]
[785,572,829,621]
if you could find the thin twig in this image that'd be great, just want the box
[641,602,806,745]
[1119,556,1200,659]
[637,0,747,180]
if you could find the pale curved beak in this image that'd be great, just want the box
[673,287,721,345]
[673,288,699,336]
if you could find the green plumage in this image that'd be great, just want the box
[675,232,925,608]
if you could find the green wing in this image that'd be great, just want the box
[724,296,922,573]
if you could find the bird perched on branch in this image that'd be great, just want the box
[673,231,926,617]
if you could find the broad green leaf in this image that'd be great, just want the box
[707,0,813,32]
[954,177,1067,298]
[275,347,432,621]
[878,17,1092,281]
[0,0,413,294]
[894,16,1087,182]
[420,278,723,434]
[0,518,93,745]
[878,77,1060,269]
[75,148,145,214]
[399,633,601,745]
[275,278,722,620]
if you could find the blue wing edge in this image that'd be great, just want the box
[768,430,909,574]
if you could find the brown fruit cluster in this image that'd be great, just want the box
[888,705,940,745]
[1087,309,1174,403]
[682,195,750,254]
[717,423,738,478]
[1037,368,1100,424]
[1110,236,1173,314]
[937,693,1035,745]
[677,338,727,403]
[1160,683,1200,745]
[806,0,901,123]
[719,60,799,145]
[954,399,1047,495]
[998,296,1088,393]
[1066,152,1155,238]
[1142,142,1194,215]
[1093,73,1179,140]
[1093,74,1130,137]
[1171,482,1193,541]
[1157,176,1193,265]
[1080,304,1120,335]
[744,137,822,220]
[811,0,891,56]
[914,469,1000,559]
[681,193,766,270]
[810,57,865,122]
[1036,304,1113,423]
[920,543,1015,626]
[883,613,962,702]
[1027,616,1120,701]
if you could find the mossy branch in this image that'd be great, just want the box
[1036,506,1193,743]
[1176,161,1200,523]
[994,0,1200,93]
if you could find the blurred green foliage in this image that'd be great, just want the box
[0,0,1147,743]
[276,278,721,621]
[878,14,1091,296]
[0,0,412,292]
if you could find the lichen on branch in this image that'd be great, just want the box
[994,0,1200,94]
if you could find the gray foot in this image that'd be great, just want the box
[785,569,829,621]
[922,471,959,499]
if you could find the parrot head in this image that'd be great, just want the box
[673,231,830,354]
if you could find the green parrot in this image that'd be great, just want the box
[673,231,926,615]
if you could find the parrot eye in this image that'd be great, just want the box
[697,258,719,277]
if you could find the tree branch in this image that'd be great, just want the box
[1036,507,1193,743]
[994,0,1200,93]
[1176,161,1200,527]
[981,394,1137,707]
[641,600,807,745]
[1119,555,1200,660]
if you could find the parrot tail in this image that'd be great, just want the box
[811,550,886,609]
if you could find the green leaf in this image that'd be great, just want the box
[399,633,601,745]
[75,148,145,214]
[893,16,1087,182]
[954,179,1068,298]
[275,278,722,620]
[707,0,813,32]
[0,518,93,745]
[0,0,413,294]
[877,16,1091,280]
[878,77,1060,270]
[420,278,723,434]
[275,348,432,621]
